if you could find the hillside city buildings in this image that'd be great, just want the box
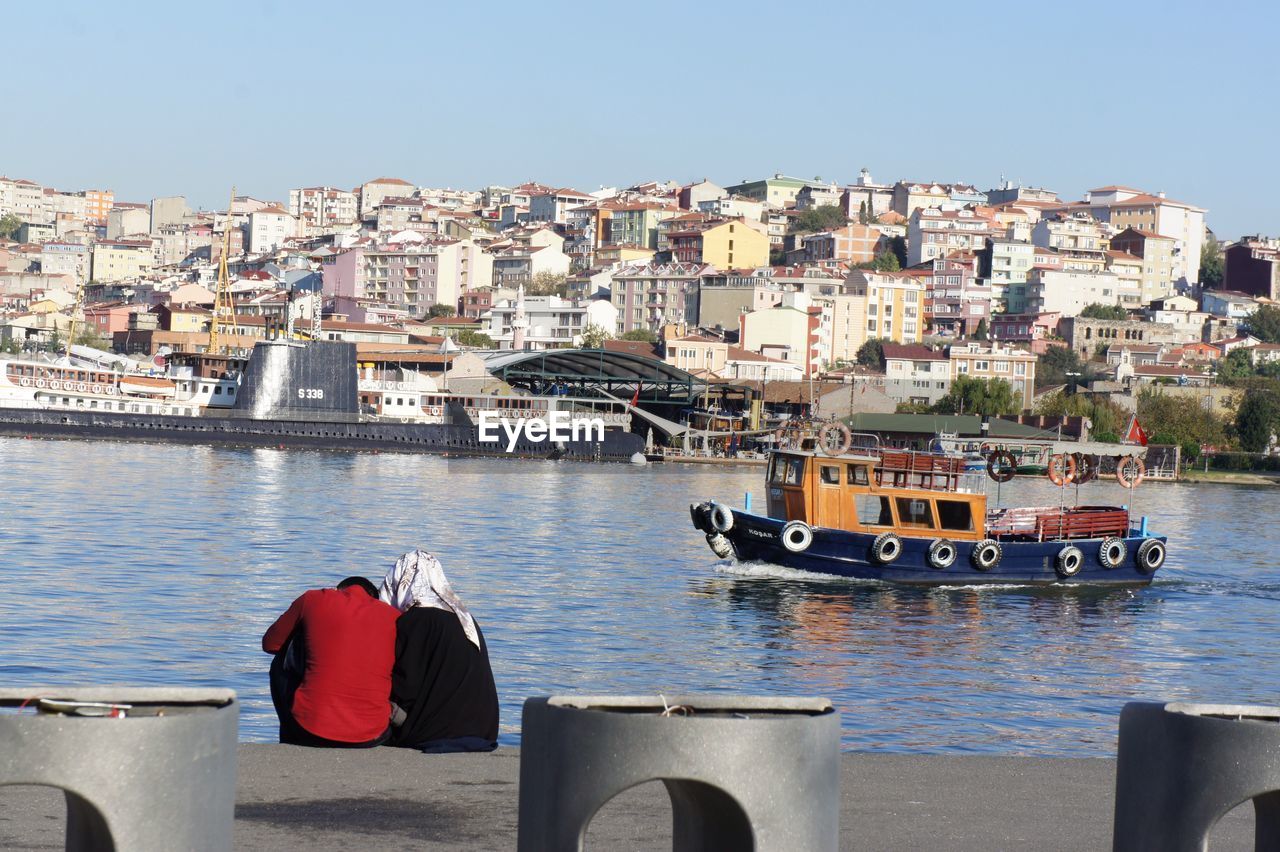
[0,166,1271,414]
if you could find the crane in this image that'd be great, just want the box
[208,187,237,354]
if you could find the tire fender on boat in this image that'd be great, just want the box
[1055,545,1085,578]
[1136,538,1166,573]
[1047,453,1077,486]
[689,502,711,533]
[1116,455,1145,488]
[780,521,813,553]
[709,502,735,533]
[1098,536,1128,569]
[706,532,734,559]
[971,539,1003,571]
[871,532,902,564]
[986,451,1017,483]
[927,538,957,570]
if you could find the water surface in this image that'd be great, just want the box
[0,437,1275,756]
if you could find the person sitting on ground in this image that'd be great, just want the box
[262,576,399,748]
[380,549,499,753]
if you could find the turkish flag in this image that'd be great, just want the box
[629,384,641,407]
[1125,416,1149,446]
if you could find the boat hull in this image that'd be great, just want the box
[699,508,1164,587]
[0,407,645,461]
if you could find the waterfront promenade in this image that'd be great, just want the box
[0,745,1256,849]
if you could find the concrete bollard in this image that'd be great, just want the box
[1113,701,1280,851]
[0,687,238,852]
[517,694,839,852]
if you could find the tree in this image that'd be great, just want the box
[1218,348,1257,381]
[1035,390,1126,442]
[1200,234,1224,289]
[1235,386,1280,452]
[934,375,1019,416]
[619,328,658,343]
[453,329,495,348]
[426,303,457,319]
[858,201,869,225]
[974,318,989,341]
[856,338,885,368]
[527,272,568,297]
[1079,303,1129,321]
[0,214,22,240]
[1137,386,1229,452]
[793,205,848,233]
[858,251,899,272]
[1037,345,1090,388]
[579,322,611,349]
[1245,304,1280,344]
[889,235,908,268]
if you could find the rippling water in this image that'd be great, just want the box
[1,437,1276,756]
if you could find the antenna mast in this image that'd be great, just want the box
[209,186,237,354]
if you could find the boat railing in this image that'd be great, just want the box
[874,449,984,493]
[987,506,1131,541]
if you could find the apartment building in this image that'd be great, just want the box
[843,269,927,347]
[248,207,298,254]
[908,207,997,265]
[289,186,359,234]
[610,263,710,335]
[668,218,769,268]
[948,342,1037,409]
[1031,212,1110,272]
[484,294,618,350]
[91,239,154,282]
[1224,236,1280,301]
[1070,185,1206,285]
[1109,228,1178,303]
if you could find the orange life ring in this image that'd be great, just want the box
[817,421,853,456]
[1116,455,1145,488]
[1047,453,1077,486]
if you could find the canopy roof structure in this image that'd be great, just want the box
[480,348,706,406]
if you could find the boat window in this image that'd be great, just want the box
[856,495,893,526]
[895,498,935,529]
[783,456,805,485]
[936,500,974,531]
[847,465,870,486]
[819,465,841,485]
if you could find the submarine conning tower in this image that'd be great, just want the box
[229,340,359,422]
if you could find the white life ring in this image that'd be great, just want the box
[35,379,46,389]
[92,384,103,394]
[77,382,87,393]
[19,377,30,387]
[106,385,117,395]
[429,406,442,416]
[49,380,62,391]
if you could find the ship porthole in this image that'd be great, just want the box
[927,538,957,570]
[1098,537,1128,569]
[780,521,813,553]
[1055,545,1084,578]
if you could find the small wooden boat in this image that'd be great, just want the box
[690,426,1167,586]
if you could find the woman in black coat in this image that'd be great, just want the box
[380,549,499,752]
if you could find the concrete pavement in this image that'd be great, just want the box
[0,745,1257,850]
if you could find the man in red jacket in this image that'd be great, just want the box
[262,576,400,747]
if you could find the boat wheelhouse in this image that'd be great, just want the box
[690,433,1167,586]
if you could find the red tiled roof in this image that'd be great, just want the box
[883,344,946,361]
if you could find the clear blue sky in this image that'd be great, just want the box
[3,0,1274,238]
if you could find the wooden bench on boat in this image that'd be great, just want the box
[877,451,967,492]
[987,506,1130,541]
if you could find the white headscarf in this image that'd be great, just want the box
[380,549,480,649]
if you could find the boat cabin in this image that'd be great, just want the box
[765,449,988,542]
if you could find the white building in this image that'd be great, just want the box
[289,186,359,235]
[1026,268,1123,316]
[248,207,299,254]
[484,293,618,350]
[1071,186,1207,286]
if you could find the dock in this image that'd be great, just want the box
[0,746,1256,850]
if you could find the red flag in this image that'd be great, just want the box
[629,384,641,407]
[1125,416,1149,446]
